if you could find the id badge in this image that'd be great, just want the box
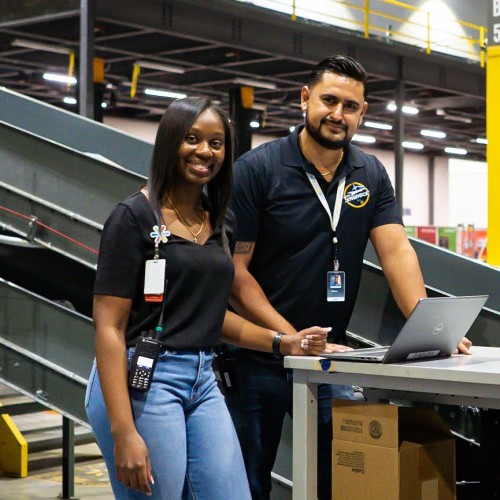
[144,259,166,302]
[327,271,345,302]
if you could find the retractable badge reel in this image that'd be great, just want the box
[145,224,169,302]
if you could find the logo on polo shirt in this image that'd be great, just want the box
[344,182,370,208]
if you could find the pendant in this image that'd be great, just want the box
[193,236,197,243]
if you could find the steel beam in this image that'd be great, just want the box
[96,0,485,98]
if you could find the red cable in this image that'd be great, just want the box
[0,204,98,255]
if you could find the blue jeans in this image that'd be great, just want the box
[85,349,251,500]
[225,357,354,500]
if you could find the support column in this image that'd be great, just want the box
[428,156,435,225]
[79,0,95,119]
[486,1,500,266]
[61,416,76,499]
[394,69,405,215]
[229,86,254,158]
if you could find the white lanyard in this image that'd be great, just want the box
[306,173,345,271]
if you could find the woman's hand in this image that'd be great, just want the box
[454,336,472,355]
[114,430,154,495]
[322,342,354,354]
[280,327,329,356]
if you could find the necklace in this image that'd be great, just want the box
[167,195,205,243]
[321,150,344,177]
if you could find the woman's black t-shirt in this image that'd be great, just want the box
[94,192,235,350]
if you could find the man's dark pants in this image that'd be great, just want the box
[225,357,354,500]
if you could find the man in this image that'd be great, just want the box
[226,55,471,500]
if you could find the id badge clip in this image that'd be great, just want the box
[144,259,166,302]
[327,271,345,302]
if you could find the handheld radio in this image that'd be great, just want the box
[128,330,162,391]
[128,258,168,392]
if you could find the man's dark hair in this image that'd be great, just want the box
[308,55,368,98]
[147,96,234,227]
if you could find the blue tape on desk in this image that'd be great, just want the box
[319,359,331,371]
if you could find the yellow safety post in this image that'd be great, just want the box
[131,63,140,98]
[291,0,296,21]
[67,50,75,91]
[426,11,431,54]
[487,47,500,266]
[364,0,370,38]
[0,413,28,477]
[480,26,486,68]
[487,2,500,266]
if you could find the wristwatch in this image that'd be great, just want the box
[272,332,285,359]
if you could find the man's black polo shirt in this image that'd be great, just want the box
[231,125,402,349]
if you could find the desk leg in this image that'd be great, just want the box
[480,409,500,498]
[292,369,318,500]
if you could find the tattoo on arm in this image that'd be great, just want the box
[234,241,254,254]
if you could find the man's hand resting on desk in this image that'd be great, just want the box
[322,343,354,355]
[455,336,472,355]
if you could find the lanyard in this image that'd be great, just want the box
[306,174,345,271]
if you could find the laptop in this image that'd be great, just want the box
[322,295,488,364]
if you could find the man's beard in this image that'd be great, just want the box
[304,112,350,150]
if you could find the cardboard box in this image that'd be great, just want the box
[332,400,455,500]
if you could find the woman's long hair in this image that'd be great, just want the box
[147,96,234,227]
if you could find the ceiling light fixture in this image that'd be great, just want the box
[436,108,472,124]
[63,96,77,105]
[233,77,277,90]
[136,60,185,74]
[475,137,488,145]
[352,134,376,143]
[249,121,260,128]
[364,121,393,130]
[144,88,187,99]
[420,129,446,139]
[402,141,424,150]
[43,73,77,84]
[386,103,419,115]
[445,147,467,155]
[12,38,72,54]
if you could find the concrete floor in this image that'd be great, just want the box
[0,442,114,500]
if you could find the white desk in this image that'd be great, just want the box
[284,346,500,500]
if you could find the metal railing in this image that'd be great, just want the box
[237,0,486,67]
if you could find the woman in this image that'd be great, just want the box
[85,96,328,499]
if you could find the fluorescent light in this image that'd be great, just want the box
[63,97,77,105]
[402,106,419,115]
[420,129,446,139]
[364,121,392,130]
[144,88,187,99]
[475,137,488,144]
[352,134,376,143]
[12,38,71,55]
[386,103,419,115]
[249,121,260,128]
[136,60,185,74]
[233,78,277,90]
[402,141,424,150]
[43,73,77,85]
[443,114,471,124]
[445,147,467,155]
